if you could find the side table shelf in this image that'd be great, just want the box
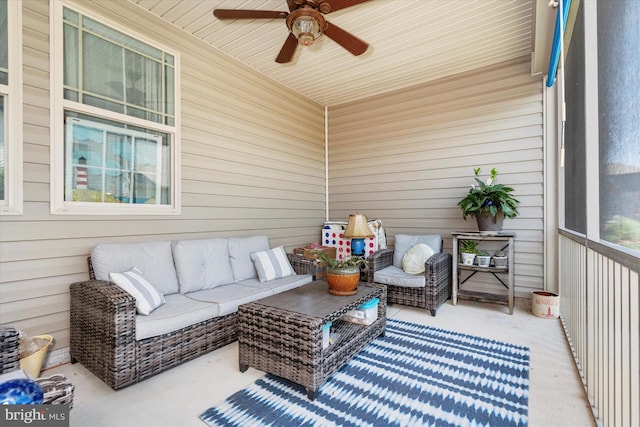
[452,231,515,314]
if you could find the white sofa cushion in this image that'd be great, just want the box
[228,236,270,282]
[135,293,219,340]
[402,244,434,274]
[237,274,313,294]
[91,241,179,295]
[185,284,273,316]
[374,265,426,288]
[109,267,165,315]
[172,238,234,293]
[392,235,441,268]
[250,246,296,282]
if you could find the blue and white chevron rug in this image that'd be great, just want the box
[201,319,530,426]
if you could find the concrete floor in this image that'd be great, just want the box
[48,298,596,427]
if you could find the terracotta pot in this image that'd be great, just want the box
[326,267,360,296]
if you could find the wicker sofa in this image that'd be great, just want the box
[70,236,319,390]
[367,234,452,316]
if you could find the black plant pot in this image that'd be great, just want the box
[475,211,504,233]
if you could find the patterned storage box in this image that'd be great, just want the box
[322,219,386,259]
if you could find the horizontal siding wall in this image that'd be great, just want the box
[328,57,544,297]
[0,0,326,357]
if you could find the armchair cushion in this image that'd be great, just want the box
[392,234,442,268]
[402,243,434,274]
[374,266,426,288]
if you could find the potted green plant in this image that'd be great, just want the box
[492,250,508,268]
[457,167,520,232]
[476,250,491,267]
[312,250,368,296]
[459,240,478,266]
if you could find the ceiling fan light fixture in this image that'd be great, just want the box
[287,8,326,47]
[292,16,320,45]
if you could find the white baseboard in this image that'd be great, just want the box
[42,346,71,371]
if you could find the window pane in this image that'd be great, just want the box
[63,7,173,126]
[124,50,161,111]
[598,0,640,252]
[82,14,163,61]
[83,33,125,102]
[0,0,7,85]
[63,23,78,89]
[0,96,4,201]
[564,1,587,234]
[63,7,78,25]
[64,112,170,205]
[165,65,174,118]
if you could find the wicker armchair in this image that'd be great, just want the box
[367,234,452,316]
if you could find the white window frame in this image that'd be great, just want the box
[50,0,181,215]
[0,0,23,215]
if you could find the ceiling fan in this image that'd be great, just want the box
[213,0,371,63]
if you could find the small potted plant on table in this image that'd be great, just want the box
[312,251,368,296]
[476,250,491,267]
[459,240,479,266]
[492,250,508,268]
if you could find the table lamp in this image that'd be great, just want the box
[343,213,374,256]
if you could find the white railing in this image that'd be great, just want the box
[559,232,639,427]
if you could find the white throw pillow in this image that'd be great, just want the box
[401,244,434,274]
[250,246,296,282]
[109,267,166,315]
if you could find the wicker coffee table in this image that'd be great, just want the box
[238,281,386,400]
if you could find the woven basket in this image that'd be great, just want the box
[20,335,53,378]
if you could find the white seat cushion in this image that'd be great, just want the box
[135,293,219,340]
[185,283,273,316]
[374,265,426,288]
[238,274,313,294]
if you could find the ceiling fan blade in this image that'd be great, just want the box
[324,21,369,56]
[213,9,288,20]
[321,0,372,14]
[275,33,299,63]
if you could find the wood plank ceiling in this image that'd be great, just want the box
[130,0,551,107]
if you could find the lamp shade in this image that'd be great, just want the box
[343,214,374,239]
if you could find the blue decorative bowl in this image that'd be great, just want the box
[0,379,44,404]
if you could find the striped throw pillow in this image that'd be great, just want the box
[250,246,296,282]
[109,267,166,315]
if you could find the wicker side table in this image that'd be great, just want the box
[238,281,386,400]
[287,253,327,280]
